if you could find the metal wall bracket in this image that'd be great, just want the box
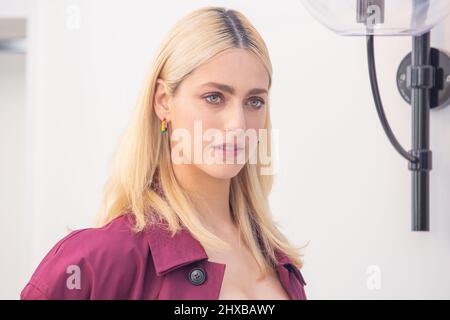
[397,48,450,110]
[408,149,432,171]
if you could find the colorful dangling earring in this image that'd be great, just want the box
[161,117,169,134]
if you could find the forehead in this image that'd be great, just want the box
[182,48,270,93]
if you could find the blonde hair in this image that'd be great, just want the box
[95,6,306,278]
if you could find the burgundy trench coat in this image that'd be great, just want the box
[20,213,307,300]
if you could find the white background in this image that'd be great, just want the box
[1,0,450,299]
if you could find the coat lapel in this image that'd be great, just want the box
[145,221,305,300]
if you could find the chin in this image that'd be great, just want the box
[197,163,245,180]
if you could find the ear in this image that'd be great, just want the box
[154,78,171,121]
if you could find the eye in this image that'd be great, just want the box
[204,93,223,105]
[247,97,265,109]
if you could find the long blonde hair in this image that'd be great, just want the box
[95,6,306,278]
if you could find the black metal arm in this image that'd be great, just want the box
[366,35,419,164]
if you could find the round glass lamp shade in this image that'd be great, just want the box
[300,0,450,36]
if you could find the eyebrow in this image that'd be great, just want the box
[199,82,268,95]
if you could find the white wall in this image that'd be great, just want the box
[0,51,27,299]
[0,0,28,300]
[269,3,450,299]
[1,0,449,299]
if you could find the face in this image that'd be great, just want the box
[154,48,270,180]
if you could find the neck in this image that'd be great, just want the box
[171,164,235,232]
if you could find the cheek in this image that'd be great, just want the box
[244,111,266,152]
[246,109,266,131]
[170,104,222,158]
[172,111,220,141]
[170,102,197,136]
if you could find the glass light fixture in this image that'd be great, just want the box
[301,0,450,36]
[300,0,450,231]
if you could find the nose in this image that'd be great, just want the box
[224,103,246,137]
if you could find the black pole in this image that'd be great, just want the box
[409,31,433,231]
[363,2,436,232]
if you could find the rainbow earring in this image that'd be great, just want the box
[161,117,169,134]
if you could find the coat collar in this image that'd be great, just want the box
[142,175,306,291]
[144,220,297,277]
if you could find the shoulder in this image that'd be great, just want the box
[49,213,146,260]
[20,214,149,299]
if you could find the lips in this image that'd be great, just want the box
[212,143,244,158]
[213,143,244,151]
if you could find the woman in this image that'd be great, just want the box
[20,6,307,300]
